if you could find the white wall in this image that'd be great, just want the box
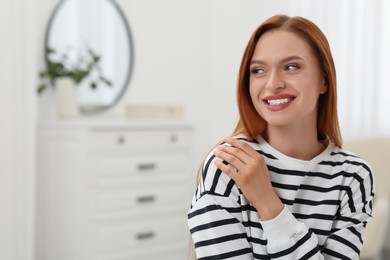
[0,1,38,260]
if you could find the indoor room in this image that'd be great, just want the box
[1,0,389,259]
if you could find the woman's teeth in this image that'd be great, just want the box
[267,98,292,106]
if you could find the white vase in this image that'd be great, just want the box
[55,77,78,118]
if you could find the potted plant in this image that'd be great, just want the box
[37,46,112,117]
[38,46,112,94]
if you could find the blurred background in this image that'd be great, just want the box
[1,0,389,259]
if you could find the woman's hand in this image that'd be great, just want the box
[213,136,284,220]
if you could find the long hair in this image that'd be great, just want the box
[233,14,342,147]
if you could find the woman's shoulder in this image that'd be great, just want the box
[231,134,264,153]
[324,144,374,180]
[329,145,372,166]
[199,135,260,198]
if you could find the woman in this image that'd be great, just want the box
[188,15,374,259]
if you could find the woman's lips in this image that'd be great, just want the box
[263,95,295,111]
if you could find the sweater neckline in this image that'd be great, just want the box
[255,135,335,169]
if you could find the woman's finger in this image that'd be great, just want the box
[214,148,245,171]
[214,160,239,180]
[223,137,259,158]
[217,144,248,165]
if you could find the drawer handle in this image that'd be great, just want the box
[170,134,178,143]
[117,136,126,144]
[137,195,156,204]
[136,231,155,240]
[138,163,156,171]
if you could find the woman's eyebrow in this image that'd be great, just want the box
[250,55,304,65]
[280,55,304,63]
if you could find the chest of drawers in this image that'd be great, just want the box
[37,120,195,260]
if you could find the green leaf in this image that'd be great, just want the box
[47,61,67,78]
[71,69,89,84]
[37,84,46,94]
[39,71,49,78]
[93,55,100,63]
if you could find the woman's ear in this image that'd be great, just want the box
[320,73,328,94]
[320,84,328,94]
[320,75,328,94]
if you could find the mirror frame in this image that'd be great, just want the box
[44,0,134,115]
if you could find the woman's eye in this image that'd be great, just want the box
[285,64,299,71]
[251,68,265,74]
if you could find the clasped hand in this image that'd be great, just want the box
[213,137,284,220]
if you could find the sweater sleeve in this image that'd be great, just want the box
[188,151,255,260]
[260,166,374,259]
[188,194,254,259]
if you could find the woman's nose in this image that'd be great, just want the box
[265,71,286,92]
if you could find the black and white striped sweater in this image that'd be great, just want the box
[188,136,374,260]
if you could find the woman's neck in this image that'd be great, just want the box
[263,126,326,161]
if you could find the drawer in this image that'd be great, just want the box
[96,152,190,178]
[93,153,193,190]
[98,239,188,260]
[96,215,188,254]
[95,172,190,193]
[98,185,189,215]
[88,129,193,150]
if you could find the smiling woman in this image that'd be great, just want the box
[188,14,374,260]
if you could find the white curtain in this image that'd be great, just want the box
[287,0,390,140]
[0,1,37,259]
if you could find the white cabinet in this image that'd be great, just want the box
[37,120,195,260]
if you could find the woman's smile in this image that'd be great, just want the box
[263,94,296,111]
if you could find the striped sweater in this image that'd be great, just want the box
[188,136,374,260]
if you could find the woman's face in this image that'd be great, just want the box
[249,29,326,129]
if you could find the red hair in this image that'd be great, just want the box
[233,15,342,147]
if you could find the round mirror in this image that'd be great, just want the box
[45,0,134,114]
